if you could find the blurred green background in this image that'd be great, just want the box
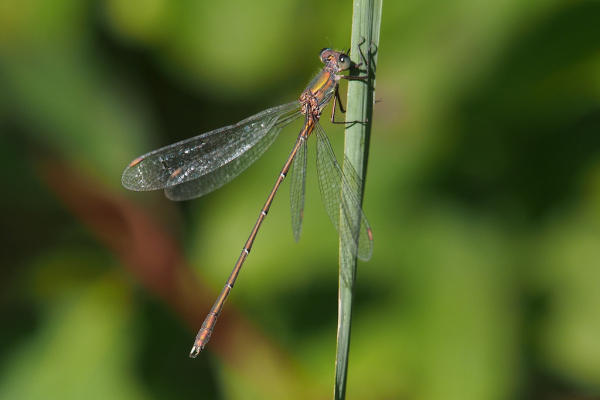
[1,0,600,399]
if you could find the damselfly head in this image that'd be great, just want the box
[319,49,352,71]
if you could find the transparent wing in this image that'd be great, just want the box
[166,109,302,201]
[289,134,308,241]
[315,124,373,261]
[122,101,301,193]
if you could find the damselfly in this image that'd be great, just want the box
[122,46,374,357]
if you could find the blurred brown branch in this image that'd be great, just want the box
[38,155,325,400]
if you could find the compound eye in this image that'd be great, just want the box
[320,48,332,63]
[338,53,352,70]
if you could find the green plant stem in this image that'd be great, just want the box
[334,0,382,399]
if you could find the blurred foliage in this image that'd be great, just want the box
[1,0,600,399]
